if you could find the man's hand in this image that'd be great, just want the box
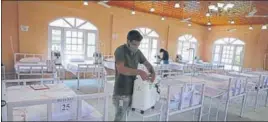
[143,61,156,82]
[149,73,156,83]
[138,69,149,81]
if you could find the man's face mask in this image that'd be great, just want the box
[127,40,139,53]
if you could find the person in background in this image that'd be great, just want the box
[157,48,169,64]
[113,30,156,121]
[175,54,182,63]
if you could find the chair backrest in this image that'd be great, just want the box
[227,77,248,98]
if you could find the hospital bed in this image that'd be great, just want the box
[102,55,114,70]
[14,53,57,79]
[159,79,205,121]
[102,55,116,78]
[196,71,268,113]
[1,78,109,121]
[102,58,189,75]
[159,71,250,121]
[63,60,106,90]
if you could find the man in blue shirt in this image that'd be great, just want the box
[158,48,169,64]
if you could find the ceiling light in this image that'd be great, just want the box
[150,8,155,12]
[207,22,211,25]
[174,3,180,8]
[161,17,165,20]
[231,20,235,24]
[206,12,210,17]
[188,23,192,27]
[208,5,216,10]
[224,3,234,11]
[83,1,88,6]
[131,10,135,15]
[217,3,224,8]
[262,25,267,30]
[223,6,229,11]
[208,27,212,31]
[249,26,253,30]
[226,3,234,8]
[213,7,219,11]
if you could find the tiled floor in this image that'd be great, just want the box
[62,78,268,121]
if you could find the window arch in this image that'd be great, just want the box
[212,37,245,71]
[177,34,198,62]
[135,27,159,62]
[48,17,98,61]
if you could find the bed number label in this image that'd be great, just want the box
[56,98,74,113]
[61,103,71,112]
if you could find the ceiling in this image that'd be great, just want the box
[105,1,268,26]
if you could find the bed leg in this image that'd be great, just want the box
[208,97,213,120]
[265,90,268,107]
[192,108,196,121]
[215,97,220,121]
[77,73,80,90]
[254,90,259,111]
[240,94,247,117]
[17,75,20,85]
[224,99,230,121]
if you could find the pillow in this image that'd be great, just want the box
[105,58,114,62]
[19,57,40,63]
[70,58,85,62]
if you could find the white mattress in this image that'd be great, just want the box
[6,84,102,121]
[246,71,268,75]
[161,75,229,90]
[15,61,48,73]
[103,58,115,70]
[102,58,184,71]
[63,60,104,74]
[228,71,259,78]
[201,73,234,81]
[166,62,184,71]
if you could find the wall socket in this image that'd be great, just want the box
[20,25,29,32]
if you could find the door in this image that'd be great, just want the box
[232,45,244,71]
[86,31,97,60]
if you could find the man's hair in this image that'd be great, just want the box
[127,30,143,42]
[160,48,165,52]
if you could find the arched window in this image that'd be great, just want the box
[48,17,98,61]
[135,27,159,62]
[212,37,245,71]
[177,34,198,62]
